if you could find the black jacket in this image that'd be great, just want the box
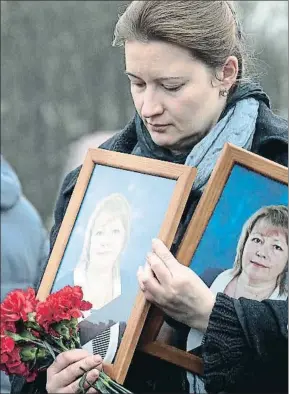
[11,85,288,393]
[203,294,288,394]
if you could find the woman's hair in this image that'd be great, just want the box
[76,193,131,272]
[113,1,248,87]
[233,205,288,295]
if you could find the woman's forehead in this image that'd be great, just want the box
[251,218,287,240]
[124,40,199,77]
[94,212,123,228]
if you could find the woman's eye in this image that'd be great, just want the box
[252,237,261,243]
[131,81,145,88]
[112,229,120,235]
[95,230,103,236]
[273,244,283,251]
[163,85,183,92]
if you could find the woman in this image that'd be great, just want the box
[53,193,131,311]
[76,194,130,365]
[11,1,287,393]
[186,205,288,393]
[52,194,131,364]
[74,193,131,310]
[208,204,288,302]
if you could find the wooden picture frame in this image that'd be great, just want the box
[138,143,288,374]
[36,148,196,384]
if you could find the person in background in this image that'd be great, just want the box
[11,1,288,393]
[1,155,49,393]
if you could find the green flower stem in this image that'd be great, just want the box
[8,334,61,356]
[99,372,132,394]
[42,333,69,352]
[98,379,119,394]
[78,367,133,394]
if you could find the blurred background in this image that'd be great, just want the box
[1,1,288,230]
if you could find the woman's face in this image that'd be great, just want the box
[125,40,226,151]
[242,218,288,284]
[89,212,126,270]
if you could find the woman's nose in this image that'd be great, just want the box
[256,248,267,259]
[141,90,164,118]
[100,237,109,246]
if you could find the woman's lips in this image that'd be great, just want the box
[148,123,170,132]
[250,260,268,268]
[96,250,112,255]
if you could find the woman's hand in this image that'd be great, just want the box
[46,349,102,393]
[137,238,216,332]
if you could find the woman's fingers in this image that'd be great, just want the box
[48,349,92,375]
[67,368,100,393]
[137,263,166,305]
[47,350,102,393]
[152,238,178,274]
[146,250,172,286]
[137,261,156,287]
[56,354,102,388]
[137,266,146,291]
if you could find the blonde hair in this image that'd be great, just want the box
[113,1,248,87]
[76,193,131,272]
[233,205,288,296]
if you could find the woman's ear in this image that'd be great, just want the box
[220,55,239,91]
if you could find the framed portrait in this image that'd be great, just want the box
[36,148,196,384]
[139,143,288,375]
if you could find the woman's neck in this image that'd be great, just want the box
[235,272,277,301]
[87,260,116,276]
[86,267,114,286]
[84,266,117,310]
[169,102,227,154]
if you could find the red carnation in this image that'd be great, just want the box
[1,336,15,353]
[24,368,38,382]
[0,319,16,335]
[1,341,22,372]
[1,288,38,323]
[0,335,38,382]
[0,285,96,386]
[36,286,92,332]
[0,335,15,366]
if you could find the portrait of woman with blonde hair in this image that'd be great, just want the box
[53,193,131,308]
[51,193,131,364]
[74,193,131,310]
[186,204,288,393]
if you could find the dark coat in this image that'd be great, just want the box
[202,294,288,394]
[11,84,288,393]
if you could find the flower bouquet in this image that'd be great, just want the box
[0,286,132,393]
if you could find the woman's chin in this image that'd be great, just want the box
[94,253,118,263]
[149,132,177,149]
[245,269,266,283]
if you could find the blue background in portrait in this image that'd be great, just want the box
[52,164,176,325]
[189,165,288,277]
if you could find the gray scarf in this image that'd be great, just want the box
[185,97,259,191]
[134,98,259,193]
